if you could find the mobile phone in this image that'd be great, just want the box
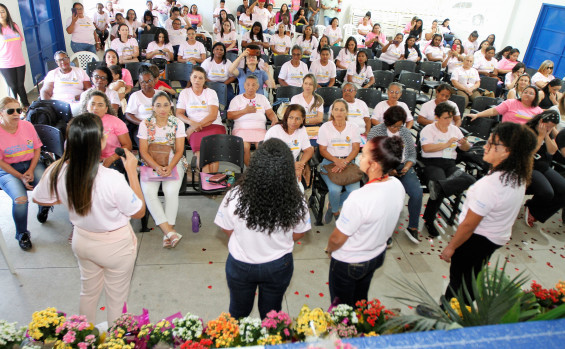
[71,7,77,16]
[247,48,260,56]
[386,36,393,41]
[452,44,459,51]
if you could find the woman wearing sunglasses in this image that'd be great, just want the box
[531,60,556,89]
[0,97,51,251]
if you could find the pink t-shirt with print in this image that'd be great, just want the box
[0,120,42,164]
[101,114,129,159]
[496,99,544,124]
[0,25,25,68]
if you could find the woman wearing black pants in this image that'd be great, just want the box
[0,4,29,109]
[440,123,537,302]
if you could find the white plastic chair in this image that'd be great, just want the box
[316,25,326,37]
[343,23,356,38]
[69,51,100,71]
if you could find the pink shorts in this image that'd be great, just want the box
[233,128,266,143]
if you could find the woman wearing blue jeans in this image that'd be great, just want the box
[317,99,361,224]
[215,138,311,319]
[368,106,423,244]
[326,136,405,306]
[0,97,50,250]
[66,2,100,54]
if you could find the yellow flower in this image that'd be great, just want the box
[365,331,379,337]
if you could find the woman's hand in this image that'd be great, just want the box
[243,104,257,114]
[536,122,549,138]
[295,161,305,175]
[549,92,558,105]
[440,246,455,263]
[334,159,348,171]
[161,165,173,177]
[121,148,138,173]
[22,169,34,183]
[102,156,115,168]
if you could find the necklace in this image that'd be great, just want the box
[366,174,389,184]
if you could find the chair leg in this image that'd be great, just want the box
[140,210,151,232]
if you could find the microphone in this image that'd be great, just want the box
[115,147,143,166]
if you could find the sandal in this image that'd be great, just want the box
[166,231,183,248]
[163,235,172,249]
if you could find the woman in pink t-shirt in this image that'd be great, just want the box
[469,85,543,124]
[0,97,50,251]
[0,4,29,108]
[82,90,132,170]
[103,49,133,94]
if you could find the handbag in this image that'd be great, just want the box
[148,143,172,167]
[323,163,364,186]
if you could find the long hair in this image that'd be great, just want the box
[211,42,227,64]
[404,35,421,59]
[154,27,170,44]
[329,99,349,121]
[537,60,554,73]
[49,114,103,216]
[103,49,121,67]
[317,35,330,54]
[250,21,264,42]
[143,10,155,24]
[526,110,560,132]
[542,78,562,96]
[281,104,306,133]
[81,89,115,116]
[355,50,368,75]
[227,138,307,234]
[117,23,129,43]
[495,46,513,61]
[518,86,539,107]
[302,74,324,112]
[243,44,261,74]
[220,17,231,38]
[489,122,537,187]
[344,36,358,55]
[0,4,17,33]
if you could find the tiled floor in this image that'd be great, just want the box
[1,185,563,326]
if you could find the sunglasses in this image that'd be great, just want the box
[547,66,554,70]
[4,108,22,115]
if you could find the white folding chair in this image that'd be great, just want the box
[69,51,100,71]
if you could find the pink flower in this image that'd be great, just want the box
[63,330,76,344]
[78,342,88,349]
[283,328,290,337]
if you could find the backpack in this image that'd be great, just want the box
[26,101,67,138]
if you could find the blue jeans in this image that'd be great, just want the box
[0,160,46,237]
[70,41,97,54]
[320,158,360,213]
[324,16,332,26]
[329,251,386,306]
[310,12,320,26]
[226,252,294,319]
[398,168,423,230]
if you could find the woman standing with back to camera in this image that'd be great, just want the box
[32,114,145,325]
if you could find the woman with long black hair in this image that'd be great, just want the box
[215,138,311,319]
[32,113,145,325]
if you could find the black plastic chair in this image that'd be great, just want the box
[330,46,342,59]
[31,99,73,124]
[139,34,155,52]
[356,88,382,109]
[367,58,383,72]
[399,89,417,114]
[398,71,430,105]
[273,54,292,67]
[124,62,152,85]
[373,70,394,92]
[308,147,329,225]
[335,69,347,86]
[479,76,498,93]
[418,61,442,96]
[86,61,105,77]
[470,96,498,113]
[525,67,537,77]
[316,86,342,109]
[165,62,193,85]
[374,48,382,58]
[34,125,65,164]
[275,85,303,100]
[460,116,497,140]
[449,94,467,117]
[358,48,374,59]
[190,134,245,194]
[393,60,417,78]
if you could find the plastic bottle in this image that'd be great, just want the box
[192,211,201,233]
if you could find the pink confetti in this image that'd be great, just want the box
[100,306,106,311]
[442,275,447,279]
[305,294,310,298]
[319,293,324,297]
[208,285,212,289]
[297,242,301,245]
[294,291,299,295]
[209,261,213,264]
[310,270,315,274]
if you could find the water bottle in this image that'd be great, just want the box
[192,211,201,233]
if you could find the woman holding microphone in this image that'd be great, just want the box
[32,113,145,325]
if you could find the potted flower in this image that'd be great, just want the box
[54,315,98,348]
[328,304,358,338]
[204,313,239,348]
[172,312,203,344]
[138,320,174,348]
[27,307,66,346]
[0,320,27,348]
[237,317,267,345]
[354,299,395,335]
[261,310,292,341]
[294,305,331,341]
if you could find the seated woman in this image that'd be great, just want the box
[168,19,187,61]
[424,34,445,62]
[214,138,310,319]
[188,4,203,30]
[532,60,556,89]
[125,9,142,38]
[318,99,361,224]
[201,42,237,106]
[474,46,498,78]
[178,27,206,64]
[341,82,371,136]
[524,111,565,228]
[40,51,91,105]
[347,51,375,88]
[146,28,174,62]
[229,46,275,95]
[507,73,530,101]
[80,66,120,114]
[227,75,278,165]
[403,35,422,63]
[215,20,238,52]
[139,92,187,249]
[424,20,442,42]
[82,90,131,172]
[379,33,405,69]
[538,79,563,110]
[309,47,336,88]
[497,48,520,75]
[309,35,333,62]
[324,17,342,46]
[103,49,133,95]
[442,38,464,76]
[504,63,526,91]
[472,40,490,61]
[238,7,253,36]
[325,135,404,306]
[0,97,50,251]
[420,102,475,237]
[279,46,309,87]
[336,37,358,70]
[295,26,317,59]
[357,15,372,36]
[470,85,543,124]
[264,104,314,186]
[241,22,269,54]
[270,22,292,56]
[293,7,308,33]
[125,66,157,143]
[409,18,423,43]
[176,67,226,173]
[368,106,422,243]
[462,31,479,55]
[214,9,236,35]
[290,74,324,128]
[417,83,461,127]
[371,82,414,128]
[365,23,386,53]
[110,24,139,64]
[450,55,481,107]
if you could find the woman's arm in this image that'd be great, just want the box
[228,104,255,120]
[122,149,145,219]
[363,76,375,89]
[125,113,141,125]
[103,133,133,167]
[440,209,483,262]
[175,108,193,126]
[265,108,278,125]
[327,77,336,87]
[326,227,349,255]
[422,137,458,153]
[468,107,498,121]
[167,136,185,170]
[40,82,54,100]
[229,53,246,76]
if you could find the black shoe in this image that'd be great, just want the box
[405,227,420,244]
[37,206,51,223]
[428,180,442,200]
[18,231,32,251]
[416,304,436,317]
[386,237,393,249]
[425,221,440,237]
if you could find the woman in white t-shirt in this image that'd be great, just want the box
[326,135,405,306]
[403,35,422,63]
[80,67,121,114]
[371,82,414,128]
[93,3,109,48]
[336,37,358,70]
[145,28,174,62]
[346,51,374,89]
[32,113,145,325]
[357,15,372,36]
[202,42,237,105]
[66,2,99,54]
[227,74,279,165]
[440,122,537,302]
[309,47,337,87]
[139,92,187,249]
[379,33,404,68]
[215,20,238,52]
[295,25,318,58]
[279,46,309,87]
[264,104,314,183]
[532,60,556,89]
[290,74,324,127]
[450,55,481,107]
[324,17,342,46]
[462,31,479,55]
[424,34,445,62]
[271,22,292,55]
[125,67,156,130]
[40,51,91,105]
[214,138,311,319]
[178,27,207,64]
[309,35,334,62]
[474,46,498,78]
[125,9,142,39]
[318,99,361,223]
[442,38,464,74]
[110,24,139,63]
[241,22,270,53]
[176,67,226,173]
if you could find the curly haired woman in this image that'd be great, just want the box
[214,138,311,319]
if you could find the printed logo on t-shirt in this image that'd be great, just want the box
[4,140,34,158]
[289,139,299,151]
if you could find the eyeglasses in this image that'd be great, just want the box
[3,108,22,115]
[343,89,355,92]
[55,56,70,63]
[92,75,108,80]
[140,79,154,84]
[388,124,402,130]
[485,140,504,150]
[389,90,401,95]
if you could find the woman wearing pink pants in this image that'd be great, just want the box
[32,113,145,324]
